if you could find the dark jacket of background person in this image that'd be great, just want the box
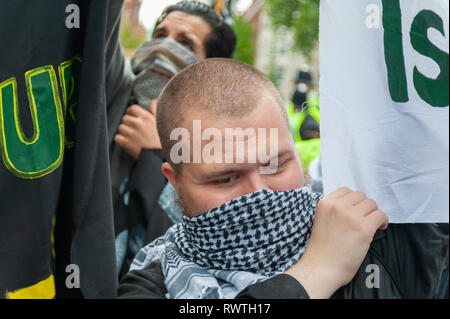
[117,224,449,299]
[108,59,174,279]
[107,45,174,281]
[113,149,173,279]
[0,0,132,298]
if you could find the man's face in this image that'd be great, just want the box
[152,11,212,60]
[162,94,305,217]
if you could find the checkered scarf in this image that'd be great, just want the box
[131,187,322,299]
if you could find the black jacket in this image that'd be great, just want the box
[117,223,449,299]
[113,149,174,279]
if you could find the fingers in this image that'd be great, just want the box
[323,187,387,233]
[341,191,367,206]
[126,104,151,118]
[115,103,160,159]
[354,198,378,216]
[326,188,376,212]
[114,133,128,147]
[121,109,155,128]
[150,99,158,116]
[117,123,134,137]
[365,210,389,233]
[121,114,138,126]
[326,187,353,200]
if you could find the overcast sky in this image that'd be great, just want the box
[139,0,253,31]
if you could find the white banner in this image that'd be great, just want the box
[320,0,449,223]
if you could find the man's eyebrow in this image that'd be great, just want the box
[153,26,167,36]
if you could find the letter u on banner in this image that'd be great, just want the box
[0,66,64,179]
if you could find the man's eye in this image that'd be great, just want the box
[264,160,289,175]
[180,42,193,51]
[153,33,165,40]
[215,176,238,185]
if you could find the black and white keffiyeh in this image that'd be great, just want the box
[130,187,322,299]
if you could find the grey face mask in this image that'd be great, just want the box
[130,38,200,108]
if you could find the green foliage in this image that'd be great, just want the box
[120,24,147,50]
[266,46,283,88]
[232,15,255,65]
[265,0,320,60]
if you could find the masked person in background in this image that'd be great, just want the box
[110,1,237,279]
[286,66,321,173]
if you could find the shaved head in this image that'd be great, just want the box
[156,58,288,168]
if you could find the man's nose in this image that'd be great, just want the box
[243,173,268,194]
[166,34,177,42]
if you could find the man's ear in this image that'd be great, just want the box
[162,162,180,191]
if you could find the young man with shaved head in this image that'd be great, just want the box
[118,59,447,299]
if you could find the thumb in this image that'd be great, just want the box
[365,210,389,233]
[150,99,158,116]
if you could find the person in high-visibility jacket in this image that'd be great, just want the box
[286,67,321,171]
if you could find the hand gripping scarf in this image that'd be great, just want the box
[130,187,322,299]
